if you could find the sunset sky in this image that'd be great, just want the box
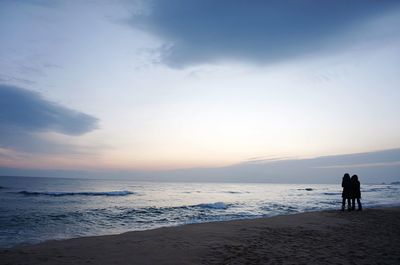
[1,0,400,182]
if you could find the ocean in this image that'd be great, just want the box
[0,176,399,248]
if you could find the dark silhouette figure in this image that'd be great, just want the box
[351,175,362,211]
[341,173,352,211]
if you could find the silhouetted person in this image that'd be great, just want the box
[351,175,362,211]
[341,173,352,211]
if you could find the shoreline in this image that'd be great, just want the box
[1,207,400,264]
[3,202,400,249]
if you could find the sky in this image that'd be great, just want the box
[0,0,400,182]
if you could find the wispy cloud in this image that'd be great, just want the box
[314,161,400,169]
[0,74,36,86]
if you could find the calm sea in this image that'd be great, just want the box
[0,176,399,248]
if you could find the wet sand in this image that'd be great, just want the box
[1,207,399,265]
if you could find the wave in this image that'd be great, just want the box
[362,187,393,192]
[119,202,231,217]
[323,192,341,195]
[18,190,135,197]
[194,202,229,209]
[223,191,249,194]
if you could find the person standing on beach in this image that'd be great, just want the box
[351,175,362,211]
[341,173,352,211]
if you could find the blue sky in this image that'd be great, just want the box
[0,0,399,182]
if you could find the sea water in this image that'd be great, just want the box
[0,176,399,248]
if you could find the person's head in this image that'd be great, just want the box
[343,173,350,181]
[351,175,358,181]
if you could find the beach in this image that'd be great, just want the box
[1,207,399,265]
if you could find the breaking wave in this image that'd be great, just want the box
[18,190,135,197]
[323,192,341,195]
[194,202,229,209]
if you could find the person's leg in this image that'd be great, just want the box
[347,198,352,211]
[351,198,355,210]
[342,198,345,211]
[357,198,362,211]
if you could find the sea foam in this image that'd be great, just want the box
[195,202,229,209]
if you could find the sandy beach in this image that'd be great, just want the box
[1,207,399,265]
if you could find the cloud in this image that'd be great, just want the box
[0,74,36,86]
[149,148,400,183]
[0,84,99,153]
[129,0,400,67]
[2,148,398,183]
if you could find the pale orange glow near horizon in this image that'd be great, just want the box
[2,144,399,172]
